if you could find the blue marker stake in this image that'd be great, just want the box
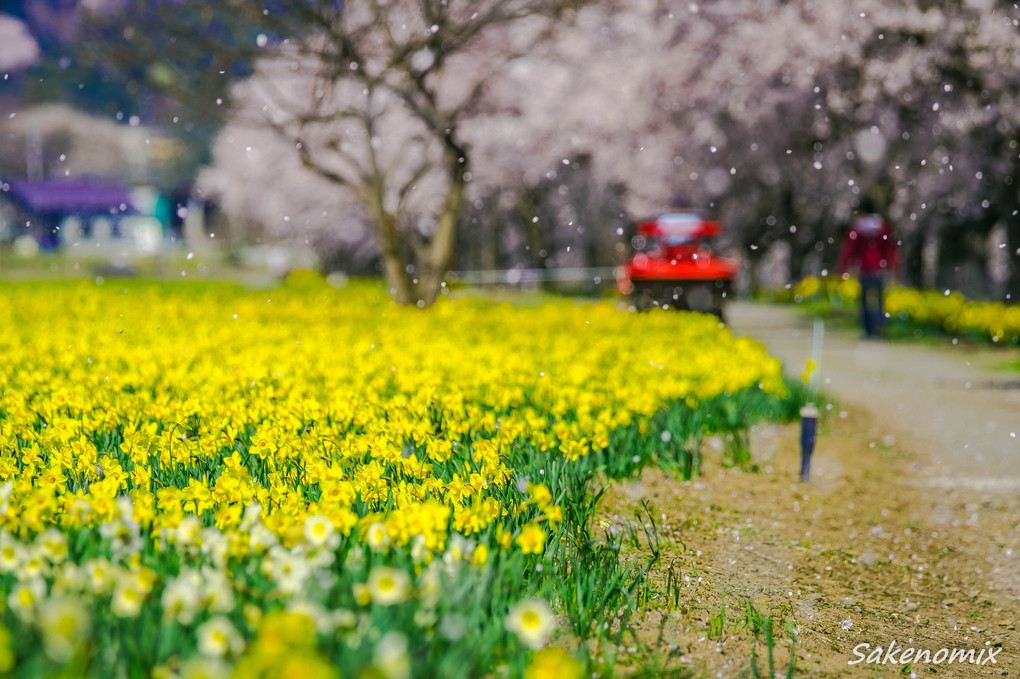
[800,403,818,482]
[801,319,824,482]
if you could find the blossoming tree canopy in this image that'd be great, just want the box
[83,0,595,307]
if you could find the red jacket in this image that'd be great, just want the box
[837,215,900,276]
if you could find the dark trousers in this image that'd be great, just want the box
[859,274,885,337]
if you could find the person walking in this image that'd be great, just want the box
[836,197,900,338]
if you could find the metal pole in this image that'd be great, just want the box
[809,319,824,399]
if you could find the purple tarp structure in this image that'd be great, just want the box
[1,177,139,248]
[3,177,137,214]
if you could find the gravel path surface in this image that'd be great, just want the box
[727,301,1020,487]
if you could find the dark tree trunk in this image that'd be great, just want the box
[1003,160,1020,302]
[1008,220,1020,302]
[376,211,415,305]
[519,190,553,291]
[900,226,926,289]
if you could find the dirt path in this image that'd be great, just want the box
[728,301,1020,483]
[601,303,1020,678]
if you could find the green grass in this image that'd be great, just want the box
[745,600,798,679]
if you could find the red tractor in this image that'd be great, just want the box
[617,213,737,317]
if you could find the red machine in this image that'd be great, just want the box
[617,213,737,316]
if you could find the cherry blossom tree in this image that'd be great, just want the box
[88,0,586,306]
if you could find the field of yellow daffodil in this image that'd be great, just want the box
[790,275,1020,345]
[0,278,797,678]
